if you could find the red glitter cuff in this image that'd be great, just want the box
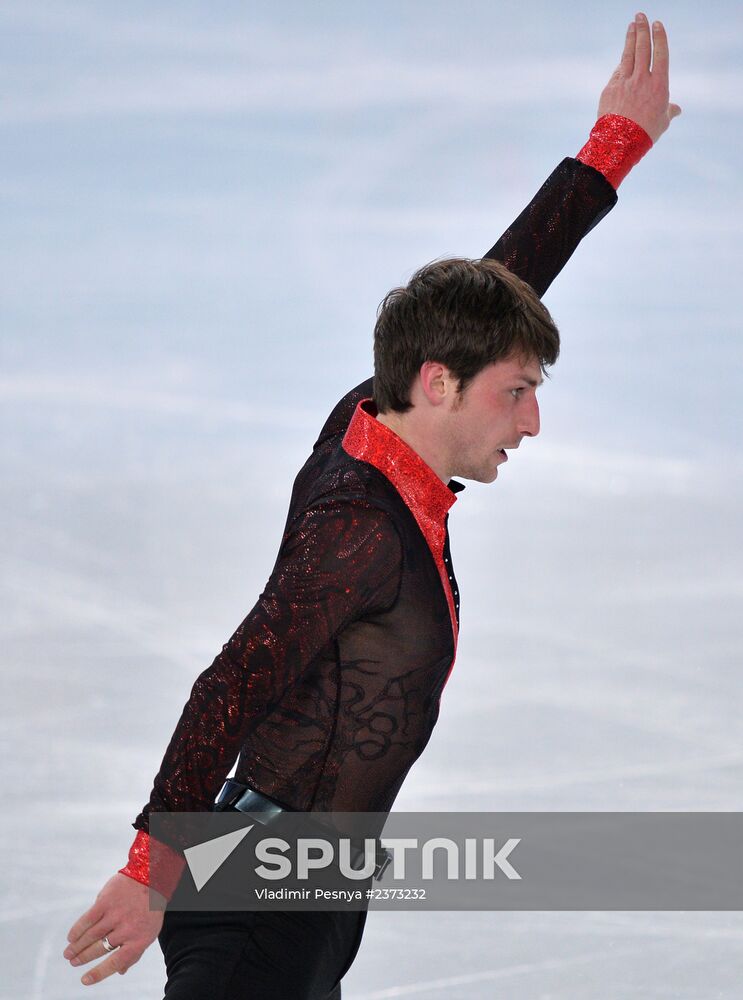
[576,114,653,189]
[119,829,186,900]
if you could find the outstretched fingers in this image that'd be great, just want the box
[64,908,107,960]
[67,905,104,945]
[68,935,117,969]
[79,945,140,986]
[651,19,669,83]
[595,11,681,141]
[63,874,163,987]
[633,12,652,75]
[620,20,636,76]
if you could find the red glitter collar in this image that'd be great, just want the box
[342,398,461,646]
[343,397,459,520]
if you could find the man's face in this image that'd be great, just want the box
[444,354,543,483]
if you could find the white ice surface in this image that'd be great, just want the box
[2,1,742,997]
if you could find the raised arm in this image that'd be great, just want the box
[318,15,680,444]
[483,14,680,296]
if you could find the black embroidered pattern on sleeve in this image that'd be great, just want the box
[133,500,401,829]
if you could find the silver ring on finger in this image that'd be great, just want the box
[101,935,118,953]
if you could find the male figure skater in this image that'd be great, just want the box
[64,14,680,998]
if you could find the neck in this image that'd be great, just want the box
[375,410,451,484]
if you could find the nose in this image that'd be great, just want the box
[518,395,540,438]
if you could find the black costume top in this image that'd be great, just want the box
[120,116,653,893]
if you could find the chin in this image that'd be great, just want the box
[457,467,498,485]
[451,454,501,483]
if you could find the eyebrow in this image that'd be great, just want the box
[518,375,544,387]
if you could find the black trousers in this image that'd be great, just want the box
[158,907,367,999]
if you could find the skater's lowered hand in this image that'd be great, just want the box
[63,873,164,987]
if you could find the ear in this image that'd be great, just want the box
[418,361,456,407]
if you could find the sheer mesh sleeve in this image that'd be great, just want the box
[482,157,617,297]
[131,499,401,834]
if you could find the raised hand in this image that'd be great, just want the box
[63,874,164,987]
[598,12,682,142]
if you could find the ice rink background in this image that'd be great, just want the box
[2,0,742,996]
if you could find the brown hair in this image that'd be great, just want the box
[373,257,559,413]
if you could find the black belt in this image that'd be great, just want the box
[215,779,391,881]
